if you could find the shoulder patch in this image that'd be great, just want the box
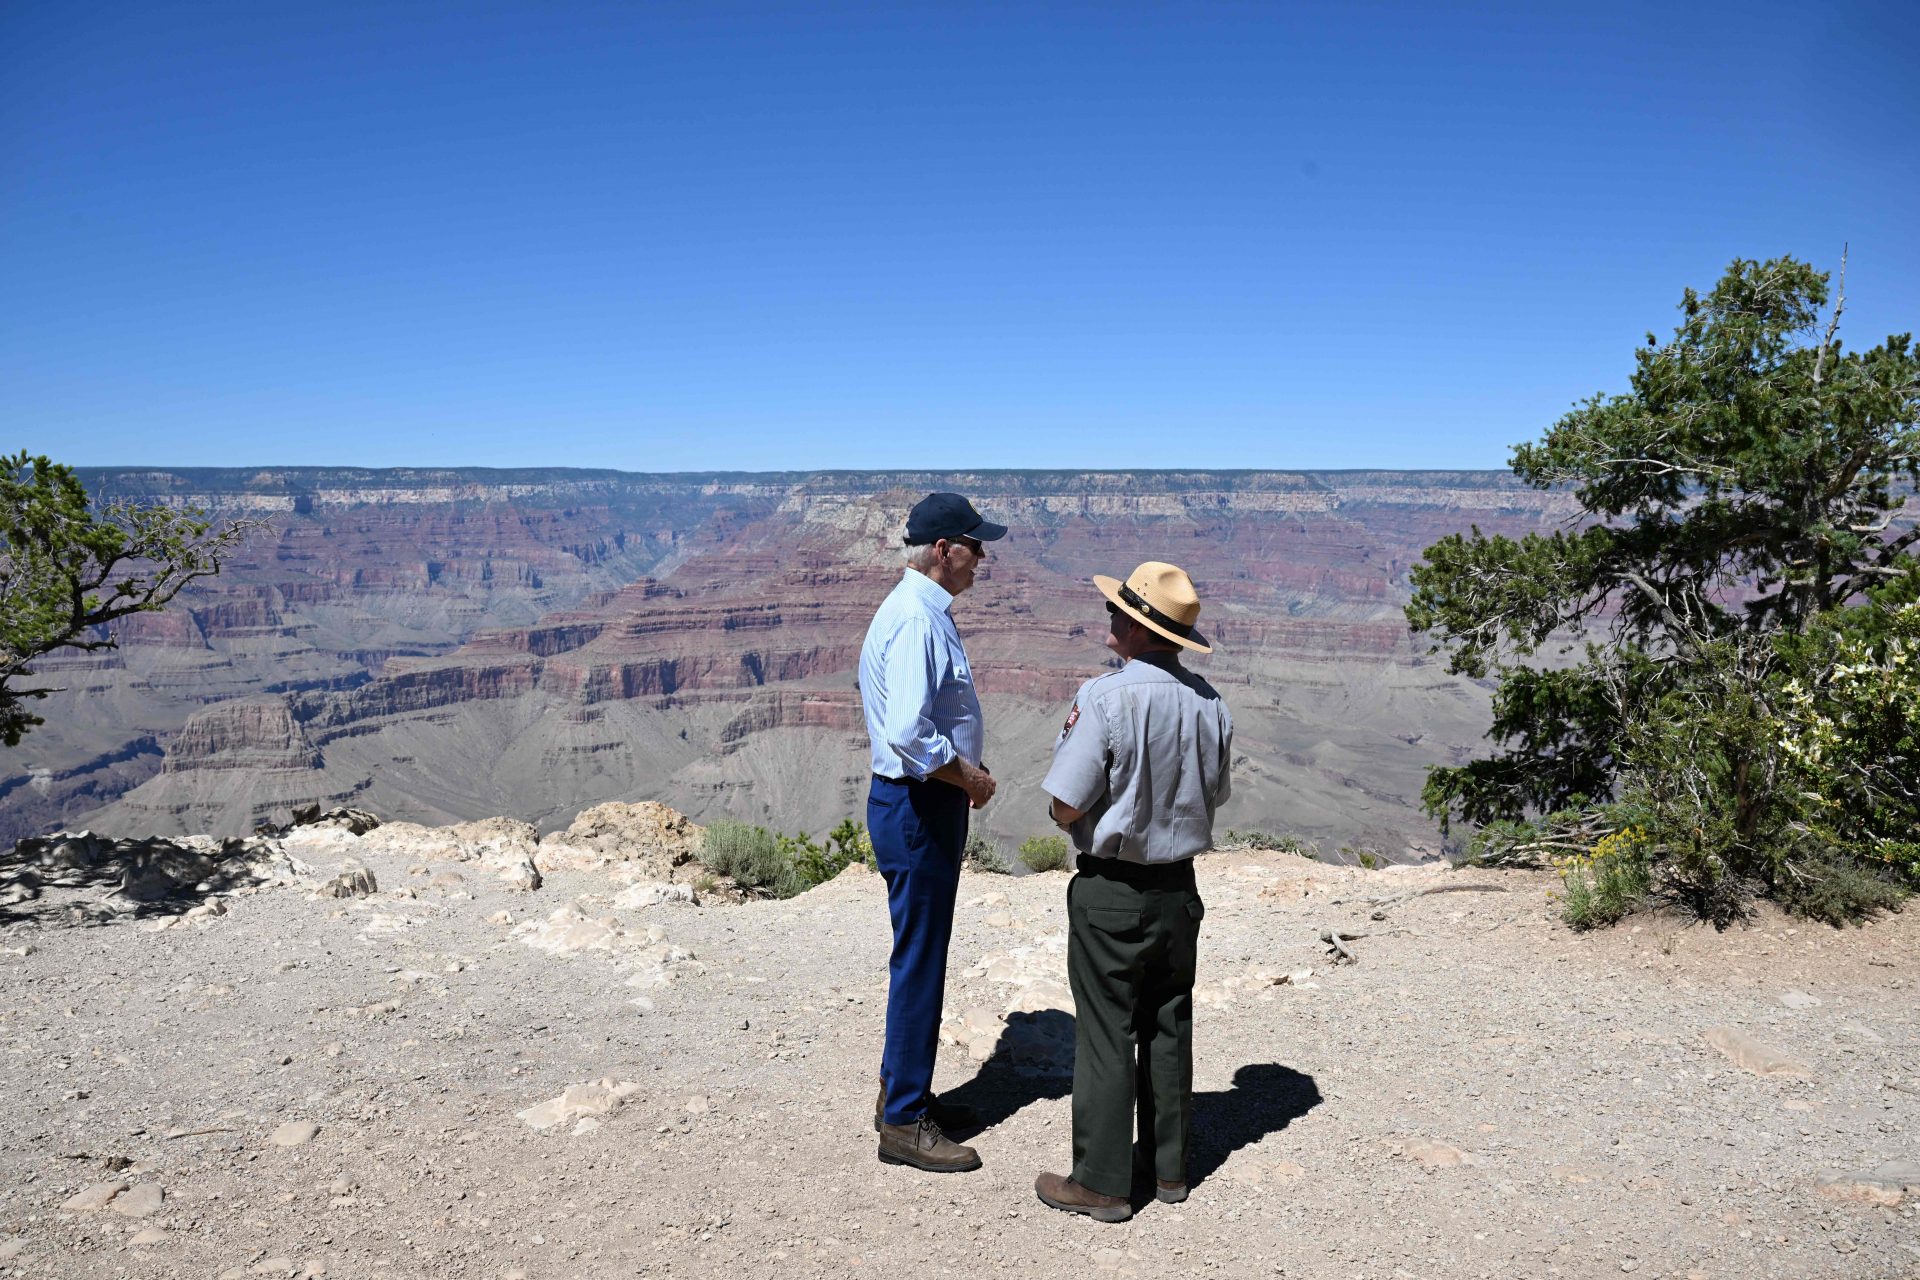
[1058,702,1080,742]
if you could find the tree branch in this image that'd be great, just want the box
[1812,242,1848,387]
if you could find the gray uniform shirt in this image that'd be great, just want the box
[1041,651,1233,865]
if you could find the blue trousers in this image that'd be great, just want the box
[869,774,969,1126]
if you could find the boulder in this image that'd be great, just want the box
[315,861,378,899]
[540,802,704,881]
[291,805,381,835]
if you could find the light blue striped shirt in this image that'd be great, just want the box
[859,569,984,779]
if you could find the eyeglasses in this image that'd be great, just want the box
[946,535,985,558]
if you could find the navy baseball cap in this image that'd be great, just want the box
[903,492,1009,546]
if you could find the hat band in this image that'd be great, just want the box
[1118,584,1194,638]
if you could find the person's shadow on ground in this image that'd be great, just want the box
[933,1019,1321,1196]
[1186,1062,1322,1187]
[932,1009,1075,1137]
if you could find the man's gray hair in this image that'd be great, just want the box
[903,542,940,572]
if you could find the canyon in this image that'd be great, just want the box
[4,468,1585,857]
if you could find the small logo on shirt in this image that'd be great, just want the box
[1058,702,1080,742]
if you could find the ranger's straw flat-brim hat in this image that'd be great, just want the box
[1094,561,1212,653]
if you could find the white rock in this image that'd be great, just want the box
[516,902,626,955]
[110,1184,164,1217]
[1780,990,1821,1010]
[612,881,696,909]
[961,1008,1003,1039]
[269,1121,320,1147]
[516,1079,641,1131]
[497,856,541,892]
[1703,1026,1812,1077]
[130,1227,167,1245]
[1401,1140,1475,1169]
[60,1178,128,1211]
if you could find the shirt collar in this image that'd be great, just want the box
[1129,649,1185,673]
[902,566,955,613]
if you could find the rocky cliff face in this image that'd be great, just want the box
[9,468,1583,852]
[164,699,321,773]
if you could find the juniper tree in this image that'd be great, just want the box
[1406,255,1920,921]
[0,452,263,745]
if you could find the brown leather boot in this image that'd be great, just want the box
[873,1080,979,1133]
[1132,1144,1187,1202]
[1034,1171,1132,1222]
[877,1117,982,1173]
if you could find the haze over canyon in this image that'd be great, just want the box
[3,468,1585,857]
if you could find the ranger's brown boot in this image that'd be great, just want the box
[873,1080,979,1133]
[877,1116,982,1173]
[1035,1171,1133,1222]
[1154,1178,1188,1203]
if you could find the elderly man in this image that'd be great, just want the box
[859,491,1006,1173]
[1035,561,1233,1221]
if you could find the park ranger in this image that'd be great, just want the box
[1034,561,1233,1222]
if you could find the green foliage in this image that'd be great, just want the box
[1,453,263,746]
[700,820,800,896]
[701,817,875,898]
[1555,826,1653,930]
[964,830,1012,874]
[1223,829,1317,857]
[1773,582,1920,883]
[1407,256,1920,925]
[784,819,877,890]
[1341,846,1383,871]
[1016,834,1071,873]
[1772,857,1909,928]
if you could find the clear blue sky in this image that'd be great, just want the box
[3,1,1914,472]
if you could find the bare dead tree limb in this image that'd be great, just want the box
[1319,927,1365,964]
[1813,242,1848,386]
[1332,883,1511,909]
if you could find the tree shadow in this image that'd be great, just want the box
[1187,1063,1323,1186]
[0,832,285,926]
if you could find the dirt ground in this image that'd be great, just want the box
[2,830,1916,1280]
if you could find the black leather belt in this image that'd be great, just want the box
[1076,854,1197,887]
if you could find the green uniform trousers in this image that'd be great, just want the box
[1065,855,1204,1197]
